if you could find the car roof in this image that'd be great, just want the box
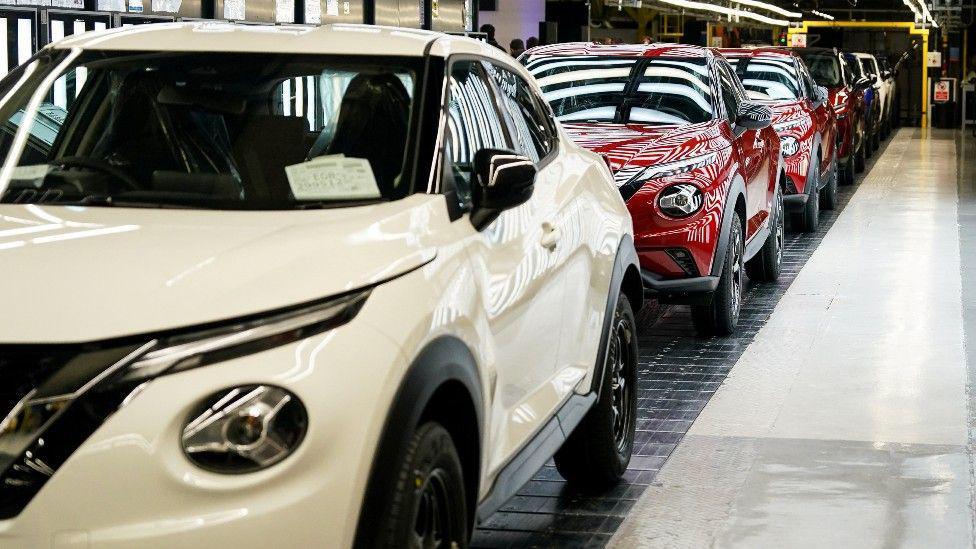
[49,22,493,58]
[717,47,795,59]
[525,42,714,59]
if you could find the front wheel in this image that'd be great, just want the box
[746,186,783,283]
[368,423,468,549]
[793,155,820,233]
[554,293,637,493]
[691,214,744,336]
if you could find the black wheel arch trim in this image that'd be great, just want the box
[710,175,747,278]
[590,234,641,396]
[352,335,484,548]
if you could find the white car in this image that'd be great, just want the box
[0,23,642,548]
[854,52,890,138]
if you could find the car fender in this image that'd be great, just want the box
[709,173,746,277]
[353,336,483,547]
[807,130,824,190]
[588,234,641,396]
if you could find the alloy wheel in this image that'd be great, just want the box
[730,226,744,324]
[412,469,455,549]
[609,316,635,454]
[775,194,784,269]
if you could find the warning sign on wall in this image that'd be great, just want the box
[934,80,951,103]
[789,33,807,48]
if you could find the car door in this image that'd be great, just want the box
[718,60,768,240]
[486,59,607,402]
[438,57,568,476]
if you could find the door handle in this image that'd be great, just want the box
[540,222,560,252]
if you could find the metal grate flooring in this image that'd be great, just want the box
[472,140,891,548]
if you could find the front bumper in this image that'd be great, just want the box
[641,269,719,304]
[0,321,402,549]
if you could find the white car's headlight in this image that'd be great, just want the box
[123,290,370,383]
[183,385,308,474]
[657,184,704,218]
[781,136,800,157]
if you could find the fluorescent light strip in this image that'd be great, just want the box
[648,0,790,26]
[810,9,834,20]
[732,0,801,18]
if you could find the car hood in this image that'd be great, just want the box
[0,195,442,343]
[562,122,715,181]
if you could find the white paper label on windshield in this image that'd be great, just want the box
[11,164,49,182]
[286,155,381,201]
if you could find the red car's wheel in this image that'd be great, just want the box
[691,214,744,336]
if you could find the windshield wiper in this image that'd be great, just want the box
[77,195,196,209]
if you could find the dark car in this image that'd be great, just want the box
[796,47,869,185]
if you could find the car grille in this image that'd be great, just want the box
[0,343,143,520]
[0,347,77,423]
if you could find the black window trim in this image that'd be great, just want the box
[432,53,562,202]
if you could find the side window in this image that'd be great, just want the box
[485,61,555,163]
[442,59,512,209]
[717,63,740,123]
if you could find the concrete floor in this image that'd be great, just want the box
[609,129,976,548]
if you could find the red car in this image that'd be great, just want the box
[523,43,784,336]
[796,47,868,185]
[720,48,838,232]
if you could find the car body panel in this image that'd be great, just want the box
[0,198,441,343]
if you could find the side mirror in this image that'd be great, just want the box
[470,148,536,230]
[735,102,773,132]
[855,77,871,90]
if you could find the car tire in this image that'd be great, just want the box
[872,130,881,152]
[691,214,744,336]
[840,156,855,186]
[373,422,468,549]
[746,185,783,283]
[554,293,637,493]
[793,156,820,233]
[819,155,838,210]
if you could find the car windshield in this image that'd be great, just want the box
[0,50,420,209]
[800,52,842,88]
[727,55,801,101]
[525,56,713,125]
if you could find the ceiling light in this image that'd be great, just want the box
[731,0,802,18]
[648,0,790,26]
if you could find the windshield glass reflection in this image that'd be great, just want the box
[727,56,802,101]
[526,56,713,125]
